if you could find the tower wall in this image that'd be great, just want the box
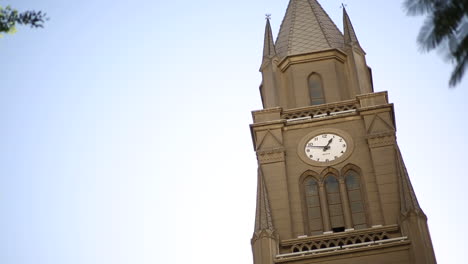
[251,1,436,263]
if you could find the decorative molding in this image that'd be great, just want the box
[256,130,283,151]
[257,148,285,164]
[281,226,401,254]
[252,107,282,115]
[366,113,395,135]
[277,49,347,72]
[282,100,358,121]
[276,225,404,261]
[367,134,396,148]
[281,225,400,246]
[251,229,279,244]
[276,238,409,262]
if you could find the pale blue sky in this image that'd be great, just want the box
[1,0,467,263]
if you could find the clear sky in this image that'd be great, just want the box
[1,0,467,263]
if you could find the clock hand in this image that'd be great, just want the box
[323,138,333,151]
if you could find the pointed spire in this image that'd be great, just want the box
[254,167,274,232]
[262,15,276,61]
[343,7,362,48]
[275,0,344,59]
[395,146,424,216]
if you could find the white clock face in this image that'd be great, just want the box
[304,133,347,163]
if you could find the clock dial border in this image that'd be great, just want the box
[297,128,354,166]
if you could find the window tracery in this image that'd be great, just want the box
[301,166,367,235]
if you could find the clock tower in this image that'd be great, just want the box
[250,1,437,264]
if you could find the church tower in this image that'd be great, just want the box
[250,1,437,263]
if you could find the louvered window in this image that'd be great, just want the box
[305,178,323,235]
[325,175,345,231]
[308,73,325,105]
[345,170,367,229]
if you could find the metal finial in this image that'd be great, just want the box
[340,3,347,9]
[265,14,271,20]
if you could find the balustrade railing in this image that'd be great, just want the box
[282,100,358,121]
[277,225,404,260]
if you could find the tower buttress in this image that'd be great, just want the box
[251,168,278,264]
[396,147,437,264]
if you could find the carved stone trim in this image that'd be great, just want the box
[282,100,358,120]
[251,229,279,245]
[257,148,285,164]
[367,134,396,148]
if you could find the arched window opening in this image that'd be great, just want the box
[325,175,345,231]
[345,170,367,229]
[304,178,323,235]
[308,73,325,105]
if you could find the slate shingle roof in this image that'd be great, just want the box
[275,0,344,59]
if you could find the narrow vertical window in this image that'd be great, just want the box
[308,73,325,105]
[325,175,345,232]
[305,178,323,235]
[345,170,367,229]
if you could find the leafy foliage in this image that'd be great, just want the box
[0,5,47,35]
[404,0,468,87]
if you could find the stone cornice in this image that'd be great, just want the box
[277,49,347,72]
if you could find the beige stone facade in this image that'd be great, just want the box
[250,1,437,264]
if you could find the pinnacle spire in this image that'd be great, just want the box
[275,0,344,59]
[343,7,362,48]
[254,167,274,232]
[395,146,424,216]
[262,16,276,61]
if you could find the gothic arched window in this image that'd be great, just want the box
[304,177,323,235]
[345,170,367,229]
[325,175,345,231]
[308,73,325,105]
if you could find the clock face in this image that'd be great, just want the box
[304,133,347,163]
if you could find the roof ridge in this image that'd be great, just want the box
[309,0,332,47]
[287,0,297,55]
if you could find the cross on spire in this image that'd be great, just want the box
[265,14,271,20]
